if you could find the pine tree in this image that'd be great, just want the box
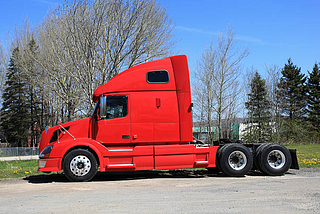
[278,59,307,142]
[0,48,30,147]
[25,39,42,146]
[307,63,320,138]
[244,71,271,142]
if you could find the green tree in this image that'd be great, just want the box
[278,59,307,142]
[244,71,271,142]
[25,39,42,146]
[0,48,30,147]
[307,63,320,141]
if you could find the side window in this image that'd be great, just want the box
[104,95,128,119]
[147,70,169,83]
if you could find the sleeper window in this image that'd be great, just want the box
[147,70,169,83]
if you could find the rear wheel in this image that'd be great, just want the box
[254,143,269,171]
[63,149,98,182]
[218,144,253,177]
[256,143,291,176]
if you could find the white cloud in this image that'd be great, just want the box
[31,0,59,5]
[175,26,219,36]
[235,35,263,44]
[175,25,281,46]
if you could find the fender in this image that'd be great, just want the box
[49,138,107,171]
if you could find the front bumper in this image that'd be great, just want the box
[38,158,61,172]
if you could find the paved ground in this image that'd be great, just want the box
[0,168,319,214]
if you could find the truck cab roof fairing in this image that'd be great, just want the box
[92,55,188,101]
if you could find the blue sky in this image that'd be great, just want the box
[0,0,319,78]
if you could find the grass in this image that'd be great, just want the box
[0,144,319,180]
[0,160,55,180]
[285,144,320,168]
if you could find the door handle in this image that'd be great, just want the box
[122,135,130,139]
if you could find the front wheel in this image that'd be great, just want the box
[63,149,98,182]
[218,144,253,177]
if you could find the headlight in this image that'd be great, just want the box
[39,145,54,158]
[38,160,47,168]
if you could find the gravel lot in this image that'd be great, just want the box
[0,168,319,214]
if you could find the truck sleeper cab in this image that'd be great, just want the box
[38,55,298,182]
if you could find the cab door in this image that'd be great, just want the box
[95,95,131,144]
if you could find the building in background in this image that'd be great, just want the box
[193,118,245,142]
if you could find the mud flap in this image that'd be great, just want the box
[289,149,299,170]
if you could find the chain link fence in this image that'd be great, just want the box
[0,147,39,157]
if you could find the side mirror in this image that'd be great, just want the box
[99,96,107,119]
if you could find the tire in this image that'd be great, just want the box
[216,145,227,172]
[218,144,253,177]
[253,143,270,171]
[63,149,98,182]
[256,143,291,176]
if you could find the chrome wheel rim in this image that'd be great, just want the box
[267,150,285,169]
[228,151,247,170]
[70,155,91,177]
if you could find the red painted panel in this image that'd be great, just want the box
[154,144,195,155]
[176,92,193,142]
[195,153,207,161]
[207,146,219,167]
[105,145,153,156]
[104,145,154,171]
[109,157,132,164]
[131,123,154,143]
[154,144,195,170]
[170,56,193,143]
[133,145,154,155]
[170,55,191,92]
[154,123,180,143]
[96,121,131,144]
[130,91,180,144]
[133,156,154,170]
[155,154,194,170]
[130,91,179,123]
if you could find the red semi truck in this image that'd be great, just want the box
[38,55,299,181]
